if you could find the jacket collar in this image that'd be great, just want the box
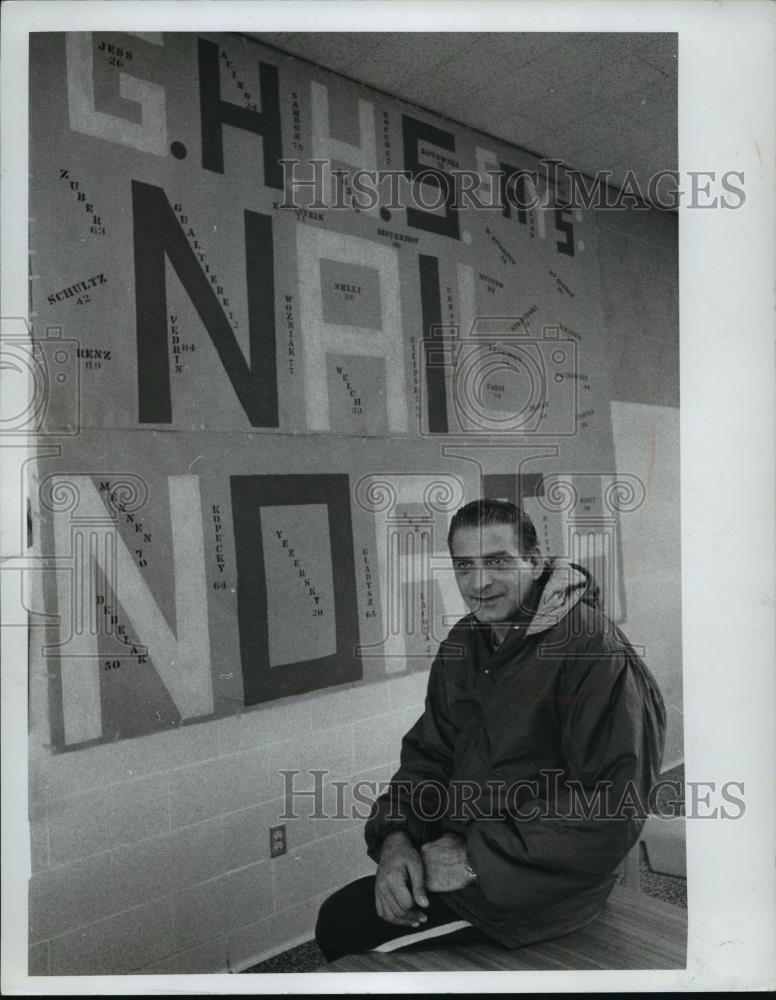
[524,559,597,636]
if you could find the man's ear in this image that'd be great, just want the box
[528,549,545,579]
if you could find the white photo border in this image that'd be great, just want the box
[2,0,774,993]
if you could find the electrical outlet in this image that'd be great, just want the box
[270,824,287,858]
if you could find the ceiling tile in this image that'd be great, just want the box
[370,34,489,96]
[456,32,577,74]
[634,34,679,80]
[258,32,385,74]
[245,31,677,208]
[533,32,643,86]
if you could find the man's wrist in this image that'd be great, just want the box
[384,829,411,844]
[380,829,412,855]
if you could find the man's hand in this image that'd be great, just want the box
[375,830,430,927]
[421,832,472,892]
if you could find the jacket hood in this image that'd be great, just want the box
[524,558,600,636]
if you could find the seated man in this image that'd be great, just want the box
[316,498,666,961]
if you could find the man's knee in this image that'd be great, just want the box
[315,877,376,961]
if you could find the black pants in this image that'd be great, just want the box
[315,875,490,962]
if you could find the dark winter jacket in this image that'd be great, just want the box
[364,560,667,948]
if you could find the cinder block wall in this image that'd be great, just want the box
[26,35,679,976]
[28,668,427,974]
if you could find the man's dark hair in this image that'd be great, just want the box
[447,498,540,555]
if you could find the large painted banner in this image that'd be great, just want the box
[28,31,630,751]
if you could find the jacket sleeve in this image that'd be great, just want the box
[463,639,667,911]
[364,651,460,861]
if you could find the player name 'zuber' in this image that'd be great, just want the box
[47,272,106,304]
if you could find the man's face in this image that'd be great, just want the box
[451,523,542,624]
